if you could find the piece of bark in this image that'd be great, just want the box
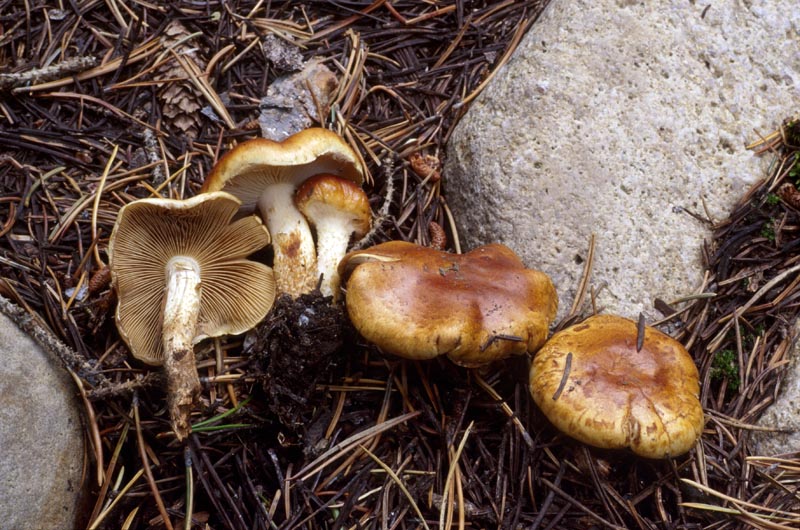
[258,60,338,140]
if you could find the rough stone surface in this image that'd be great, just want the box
[754,321,800,455]
[0,298,87,529]
[445,0,800,320]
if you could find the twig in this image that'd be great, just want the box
[439,421,473,530]
[0,56,98,91]
[292,411,421,481]
[87,468,145,530]
[87,372,163,401]
[567,233,596,318]
[539,478,629,530]
[708,263,800,351]
[0,295,109,386]
[68,369,105,488]
[474,372,535,449]
[184,447,194,530]
[87,420,131,526]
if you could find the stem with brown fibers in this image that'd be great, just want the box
[162,256,202,441]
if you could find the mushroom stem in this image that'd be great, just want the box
[315,224,351,297]
[162,256,202,441]
[257,183,317,297]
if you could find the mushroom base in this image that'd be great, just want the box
[250,291,347,427]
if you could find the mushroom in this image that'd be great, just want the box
[109,191,276,440]
[201,128,364,297]
[338,241,558,367]
[294,174,371,297]
[529,314,704,458]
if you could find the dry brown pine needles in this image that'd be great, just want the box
[2,1,799,529]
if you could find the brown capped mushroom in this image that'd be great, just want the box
[295,174,371,297]
[202,128,363,297]
[109,191,275,440]
[338,241,558,367]
[530,314,704,459]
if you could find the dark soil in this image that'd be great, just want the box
[253,292,348,429]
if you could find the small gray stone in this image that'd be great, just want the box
[262,33,305,72]
[445,0,799,319]
[0,297,87,529]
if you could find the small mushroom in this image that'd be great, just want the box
[295,174,371,297]
[529,314,704,458]
[338,241,558,367]
[109,191,275,440]
[202,128,363,297]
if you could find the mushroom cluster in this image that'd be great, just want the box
[108,127,369,439]
[107,126,705,460]
[201,128,370,298]
[337,240,704,458]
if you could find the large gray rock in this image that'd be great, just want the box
[0,297,87,529]
[754,320,800,455]
[445,0,799,319]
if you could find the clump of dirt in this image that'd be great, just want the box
[250,291,347,428]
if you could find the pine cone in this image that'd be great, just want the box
[778,182,800,209]
[155,21,207,137]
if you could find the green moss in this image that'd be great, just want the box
[710,349,740,391]
[760,221,776,242]
[790,152,800,184]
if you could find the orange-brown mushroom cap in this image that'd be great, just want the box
[339,241,558,367]
[530,314,704,459]
[295,174,372,297]
[295,174,371,238]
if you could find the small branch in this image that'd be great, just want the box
[352,155,395,250]
[479,333,523,352]
[87,372,164,401]
[1,56,98,92]
[636,313,646,352]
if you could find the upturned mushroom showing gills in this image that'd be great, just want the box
[530,314,704,459]
[338,241,558,367]
[201,128,364,298]
[295,174,371,298]
[109,191,276,440]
